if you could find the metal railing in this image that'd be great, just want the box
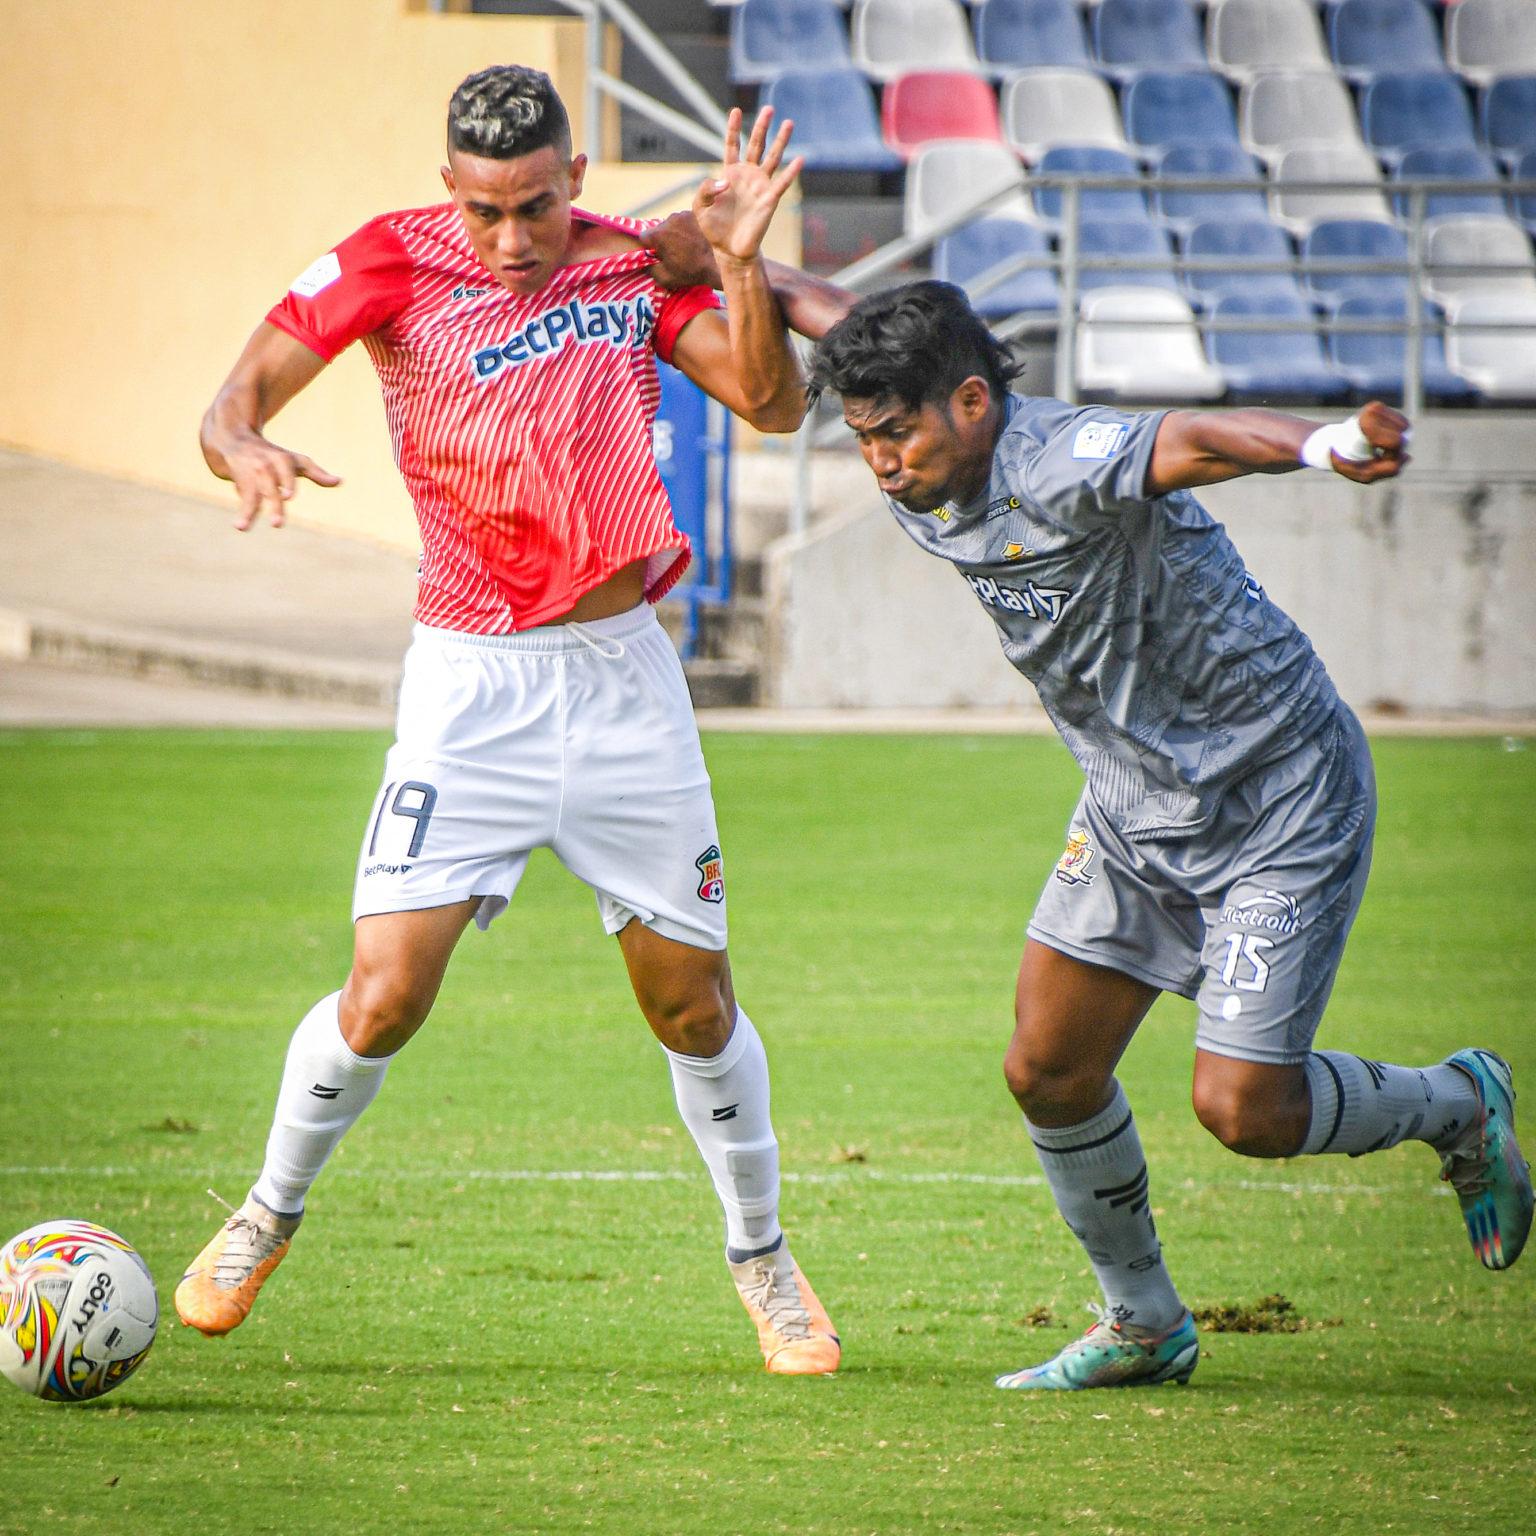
[789,174,1536,532]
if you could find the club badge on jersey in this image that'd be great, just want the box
[1054,827,1097,887]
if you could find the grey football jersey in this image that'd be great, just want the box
[883,394,1339,837]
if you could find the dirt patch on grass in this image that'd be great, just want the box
[1192,1294,1342,1333]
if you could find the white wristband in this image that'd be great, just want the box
[1299,415,1374,470]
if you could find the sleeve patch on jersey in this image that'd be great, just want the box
[1071,421,1128,461]
[290,251,342,299]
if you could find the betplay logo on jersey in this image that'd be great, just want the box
[1072,421,1127,461]
[472,296,657,383]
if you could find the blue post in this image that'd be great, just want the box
[653,362,732,659]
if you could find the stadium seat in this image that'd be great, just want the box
[904,139,1033,235]
[973,0,1092,79]
[1240,70,1365,168]
[931,216,1059,315]
[1302,219,1410,309]
[1446,0,1536,89]
[1076,287,1228,400]
[1151,142,1270,236]
[1181,218,1304,310]
[1511,148,1536,236]
[1423,214,1536,311]
[1327,294,1475,399]
[882,71,1004,157]
[762,70,904,172]
[1481,75,1536,169]
[1360,72,1479,169]
[1443,291,1536,396]
[1035,146,1150,223]
[1090,0,1207,83]
[851,0,983,82]
[1075,219,1180,292]
[1122,72,1242,163]
[728,0,852,84]
[1327,0,1448,87]
[1206,291,1349,399]
[1392,145,1507,220]
[1001,68,1129,162]
[1270,143,1395,235]
[1207,0,1331,85]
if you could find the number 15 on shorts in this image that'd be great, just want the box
[1221,932,1274,993]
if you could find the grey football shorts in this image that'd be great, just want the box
[1027,708,1376,1065]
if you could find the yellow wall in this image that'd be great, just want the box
[0,1,793,551]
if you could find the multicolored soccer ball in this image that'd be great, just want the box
[0,1221,158,1401]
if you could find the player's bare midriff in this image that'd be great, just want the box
[550,558,648,622]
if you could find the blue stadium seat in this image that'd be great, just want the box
[1181,218,1303,310]
[974,0,1091,79]
[1481,75,1536,168]
[1360,72,1479,168]
[1392,145,1506,220]
[1091,0,1207,83]
[1328,295,1475,400]
[1122,72,1241,162]
[932,217,1059,315]
[1151,143,1269,236]
[1206,291,1349,399]
[1302,219,1410,310]
[729,0,851,84]
[762,70,904,172]
[1076,219,1180,292]
[1036,145,1150,223]
[1512,148,1536,236]
[1327,0,1447,86]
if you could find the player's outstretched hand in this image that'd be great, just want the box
[643,211,722,292]
[226,437,342,531]
[695,106,803,265]
[1329,401,1411,484]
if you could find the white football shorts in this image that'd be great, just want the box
[353,603,728,951]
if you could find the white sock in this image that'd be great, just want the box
[1027,1082,1185,1332]
[250,993,394,1217]
[1300,1051,1479,1157]
[663,1007,782,1261]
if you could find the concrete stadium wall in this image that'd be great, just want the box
[765,416,1536,715]
[0,1,775,552]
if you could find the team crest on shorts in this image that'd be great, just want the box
[1053,827,1097,886]
[695,845,725,903]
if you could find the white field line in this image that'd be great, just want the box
[0,1165,1450,1198]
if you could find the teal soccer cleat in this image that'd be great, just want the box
[1440,1049,1534,1271]
[995,1306,1199,1391]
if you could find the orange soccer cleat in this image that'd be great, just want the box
[728,1240,841,1375]
[174,1193,301,1338]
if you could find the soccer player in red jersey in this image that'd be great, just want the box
[175,65,840,1374]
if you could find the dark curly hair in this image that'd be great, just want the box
[448,64,571,161]
[808,281,1022,412]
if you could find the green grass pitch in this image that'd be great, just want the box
[1,728,1532,1535]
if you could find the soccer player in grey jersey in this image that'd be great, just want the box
[801,280,1532,1391]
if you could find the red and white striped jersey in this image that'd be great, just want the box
[267,204,720,632]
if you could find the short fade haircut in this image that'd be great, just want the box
[808,281,1022,412]
[447,64,571,161]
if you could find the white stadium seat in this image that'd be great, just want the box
[1444,292,1536,397]
[1241,70,1365,168]
[1207,0,1331,85]
[1076,287,1228,400]
[1269,143,1394,237]
[904,139,1034,236]
[1001,67,1129,163]
[1446,0,1536,90]
[1423,216,1536,314]
[851,0,983,81]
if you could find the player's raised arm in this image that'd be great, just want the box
[665,108,811,433]
[1144,400,1411,497]
[200,322,342,530]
